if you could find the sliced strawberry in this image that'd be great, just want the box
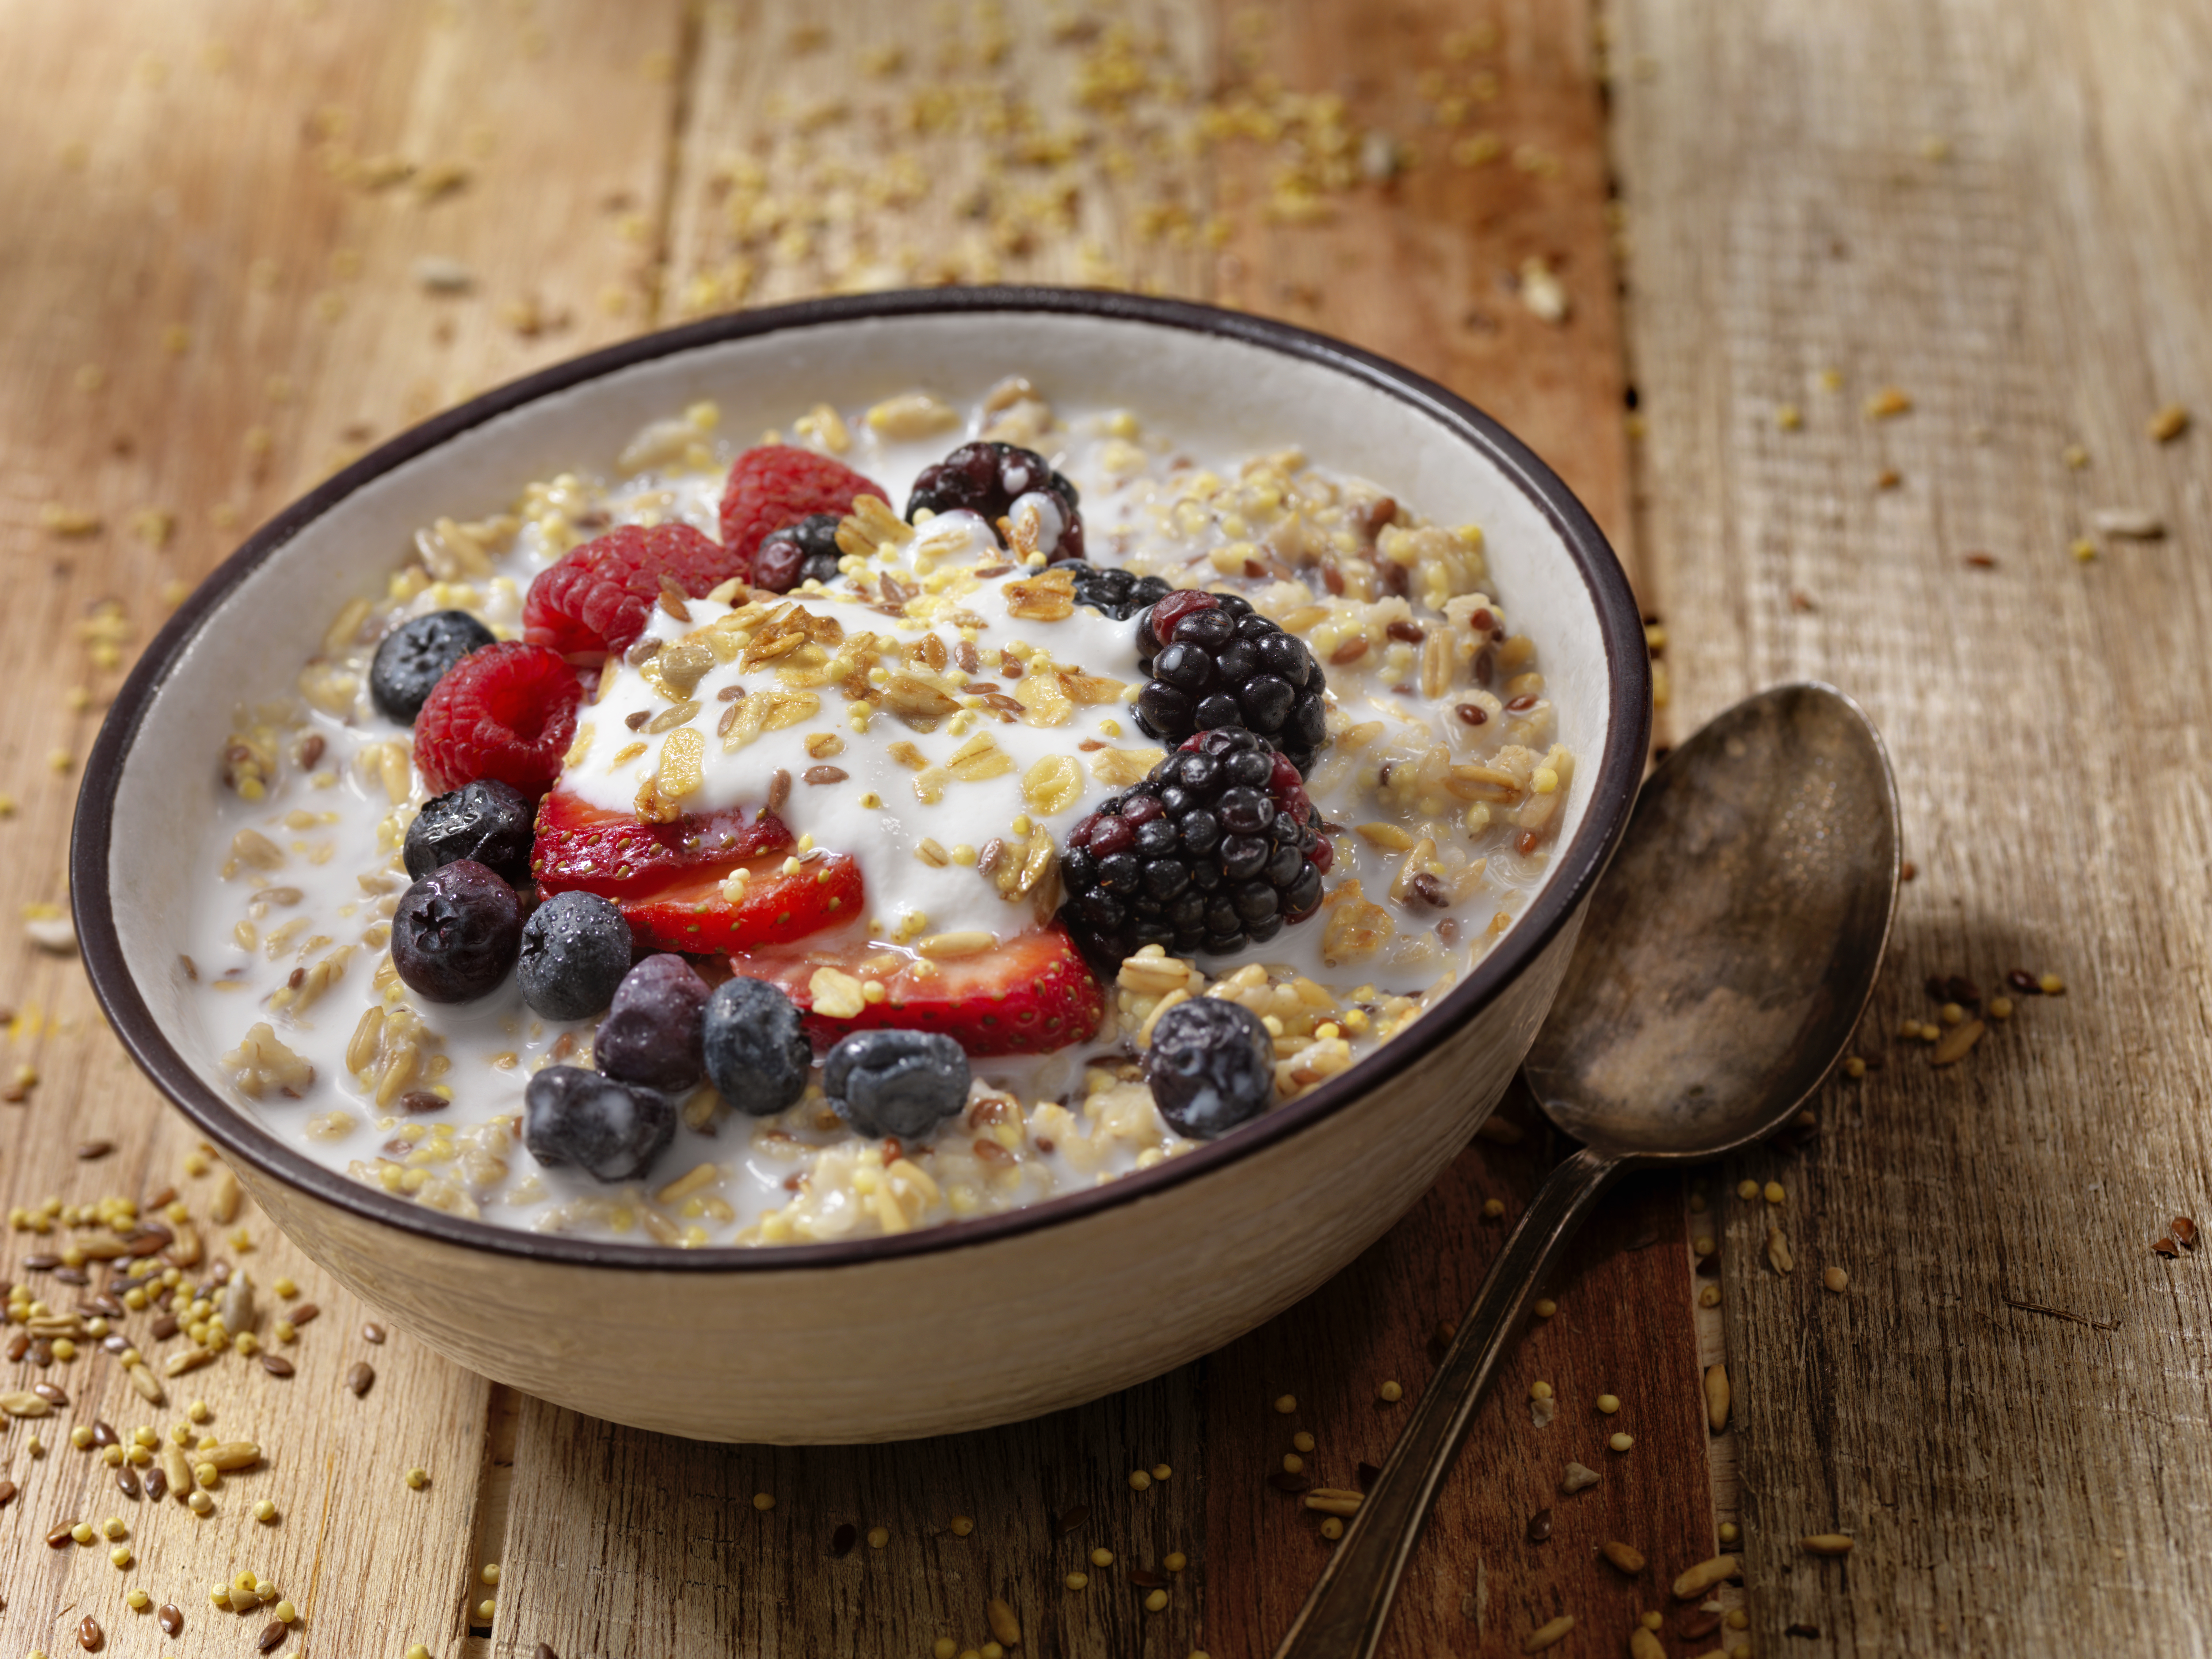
[738,923,1105,1058]
[532,791,861,953]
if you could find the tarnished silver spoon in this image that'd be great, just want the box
[1273,681,1900,1659]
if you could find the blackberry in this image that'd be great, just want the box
[752,513,845,593]
[1062,561,1173,621]
[1059,728,1332,964]
[1142,998,1275,1138]
[370,609,496,724]
[905,441,1085,562]
[1132,590,1329,774]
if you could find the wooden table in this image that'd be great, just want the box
[0,1,2203,1654]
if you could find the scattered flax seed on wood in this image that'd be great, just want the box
[1801,1534,1854,1555]
[1521,1613,1575,1652]
[344,1361,374,1397]
[2176,1217,2199,1248]
[1526,1508,1553,1542]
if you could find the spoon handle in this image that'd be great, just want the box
[1270,1143,1625,1659]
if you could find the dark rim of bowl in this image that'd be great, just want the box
[73,285,1651,1274]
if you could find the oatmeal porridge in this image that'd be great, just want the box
[191,378,1575,1246]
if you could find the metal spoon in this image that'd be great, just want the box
[1272,682,1899,1659]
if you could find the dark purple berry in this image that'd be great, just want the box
[823,1029,970,1139]
[390,860,522,1002]
[516,889,634,1022]
[1131,592,1326,773]
[594,954,710,1094]
[752,513,846,593]
[1059,728,1329,964]
[905,441,1085,562]
[370,609,496,723]
[701,977,811,1116]
[404,778,536,885]
[1062,561,1172,620]
[523,1065,677,1182]
[1143,998,1275,1138]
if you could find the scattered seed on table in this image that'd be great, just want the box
[1602,1540,1646,1573]
[2176,1217,2200,1248]
[753,1493,775,1511]
[406,1646,431,1659]
[0,1478,15,1507]
[1597,1394,1620,1415]
[345,1362,375,1397]
[157,1604,183,1636]
[987,1598,1021,1646]
[72,1521,96,1544]
[1065,1572,1089,1590]
[78,1614,103,1651]
[1705,1364,1731,1433]
[1609,1433,1634,1453]
[143,1467,167,1502]
[950,1515,974,1536]
[290,1302,320,1326]
[1533,1298,1557,1319]
[1143,1589,1169,1613]
[1630,1628,1665,1659]
[1526,1508,1554,1542]
[1378,1380,1403,1402]
[1273,1394,1297,1414]
[260,1353,295,1378]
[47,1521,76,1547]
[255,1499,278,1522]
[1128,1470,1152,1491]
[188,1490,213,1514]
[1823,1266,1849,1293]
[1802,1533,1854,1555]
[1718,1522,1739,1544]
[1672,1554,1738,1599]
[476,1598,496,1619]
[362,1322,386,1344]
[1522,1613,1575,1652]
[405,1466,429,1490]
[1560,1463,1600,1495]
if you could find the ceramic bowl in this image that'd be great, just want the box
[73,288,1649,1443]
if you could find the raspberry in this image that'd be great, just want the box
[1132,590,1329,774]
[717,446,888,577]
[905,441,1085,562]
[523,523,741,662]
[414,641,584,801]
[1059,727,1329,964]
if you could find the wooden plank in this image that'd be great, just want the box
[0,1,685,1654]
[498,5,1700,1658]
[1612,0,2212,1648]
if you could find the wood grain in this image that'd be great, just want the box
[0,0,1699,1654]
[0,1,682,1654]
[1612,0,2212,1648]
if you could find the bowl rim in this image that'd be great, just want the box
[72,284,1651,1275]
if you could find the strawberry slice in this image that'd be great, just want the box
[532,791,862,953]
[738,923,1106,1058]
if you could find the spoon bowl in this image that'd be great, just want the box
[1525,680,1900,1160]
[1274,682,1899,1659]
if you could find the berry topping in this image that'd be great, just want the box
[1133,591,1328,774]
[1062,561,1173,621]
[1060,728,1330,964]
[390,860,524,1003]
[751,513,847,594]
[701,977,812,1117]
[516,890,635,1023]
[905,441,1085,562]
[522,523,744,663]
[523,1065,677,1184]
[822,1029,971,1140]
[594,954,711,1095]
[756,923,1104,1058]
[717,446,889,578]
[370,609,496,723]
[414,641,584,800]
[1142,997,1276,1139]
[404,778,536,886]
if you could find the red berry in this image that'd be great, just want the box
[523,523,741,663]
[414,642,584,801]
[749,924,1105,1059]
[717,446,888,577]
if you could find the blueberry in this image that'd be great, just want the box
[517,890,634,1022]
[700,978,812,1116]
[369,609,496,723]
[594,954,710,1094]
[823,1029,970,1140]
[522,1065,677,1183]
[390,860,523,1002]
[404,778,536,886]
[1142,998,1275,1138]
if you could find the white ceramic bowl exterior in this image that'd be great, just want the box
[78,292,1648,1442]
